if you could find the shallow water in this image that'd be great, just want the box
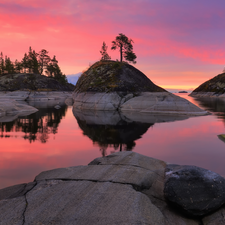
[1,93,225,189]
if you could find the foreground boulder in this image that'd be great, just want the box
[73,61,208,116]
[1,152,225,224]
[164,164,225,217]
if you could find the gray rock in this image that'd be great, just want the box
[0,196,25,225]
[24,180,165,225]
[73,91,209,116]
[164,164,225,217]
[65,97,74,106]
[2,151,222,224]
[0,182,36,200]
[35,164,157,191]
[73,92,121,111]
[54,104,61,109]
[89,151,166,172]
[0,99,38,121]
[202,206,225,225]
[120,92,208,116]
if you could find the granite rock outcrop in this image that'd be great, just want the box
[190,72,225,98]
[1,152,225,224]
[73,61,208,116]
[0,91,73,122]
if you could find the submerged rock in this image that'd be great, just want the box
[164,164,225,217]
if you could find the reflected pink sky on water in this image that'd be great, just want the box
[1,94,225,189]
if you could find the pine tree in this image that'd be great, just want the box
[21,53,29,73]
[111,33,137,64]
[100,42,111,61]
[0,52,4,75]
[14,60,22,73]
[46,55,67,84]
[5,56,15,74]
[38,49,50,75]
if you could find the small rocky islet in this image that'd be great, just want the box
[0,73,75,122]
[73,60,208,116]
[190,72,225,97]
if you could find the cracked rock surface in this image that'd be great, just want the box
[1,152,225,224]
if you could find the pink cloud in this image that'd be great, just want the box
[0,0,225,89]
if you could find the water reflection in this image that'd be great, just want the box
[0,104,68,143]
[73,109,193,156]
[192,97,225,122]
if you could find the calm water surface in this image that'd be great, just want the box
[1,93,225,189]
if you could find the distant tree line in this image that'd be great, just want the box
[0,47,67,84]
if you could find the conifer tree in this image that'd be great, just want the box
[111,33,137,64]
[5,56,15,74]
[100,42,111,60]
[38,49,50,75]
[21,53,29,73]
[14,60,22,73]
[46,55,67,84]
[0,52,4,75]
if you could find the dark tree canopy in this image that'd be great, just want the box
[0,47,68,84]
[100,42,111,61]
[38,49,51,75]
[111,33,137,64]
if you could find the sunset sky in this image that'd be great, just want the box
[1,0,225,91]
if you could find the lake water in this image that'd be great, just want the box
[1,93,225,189]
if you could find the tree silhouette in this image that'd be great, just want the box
[111,33,137,64]
[100,42,111,60]
[38,49,51,75]
[5,56,14,74]
[46,55,68,84]
[0,52,4,75]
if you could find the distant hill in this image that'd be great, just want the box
[67,73,81,85]
[0,73,75,91]
[75,60,166,93]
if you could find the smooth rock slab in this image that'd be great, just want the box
[164,164,225,217]
[0,99,38,121]
[121,92,208,116]
[35,164,157,190]
[24,180,166,225]
[73,91,209,115]
[0,196,26,225]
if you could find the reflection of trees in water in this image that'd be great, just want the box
[193,97,225,122]
[0,105,68,143]
[76,119,153,156]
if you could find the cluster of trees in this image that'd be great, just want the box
[0,47,67,83]
[100,33,137,64]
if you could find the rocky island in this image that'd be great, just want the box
[73,60,208,116]
[0,73,75,122]
[1,151,225,224]
[190,72,225,98]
